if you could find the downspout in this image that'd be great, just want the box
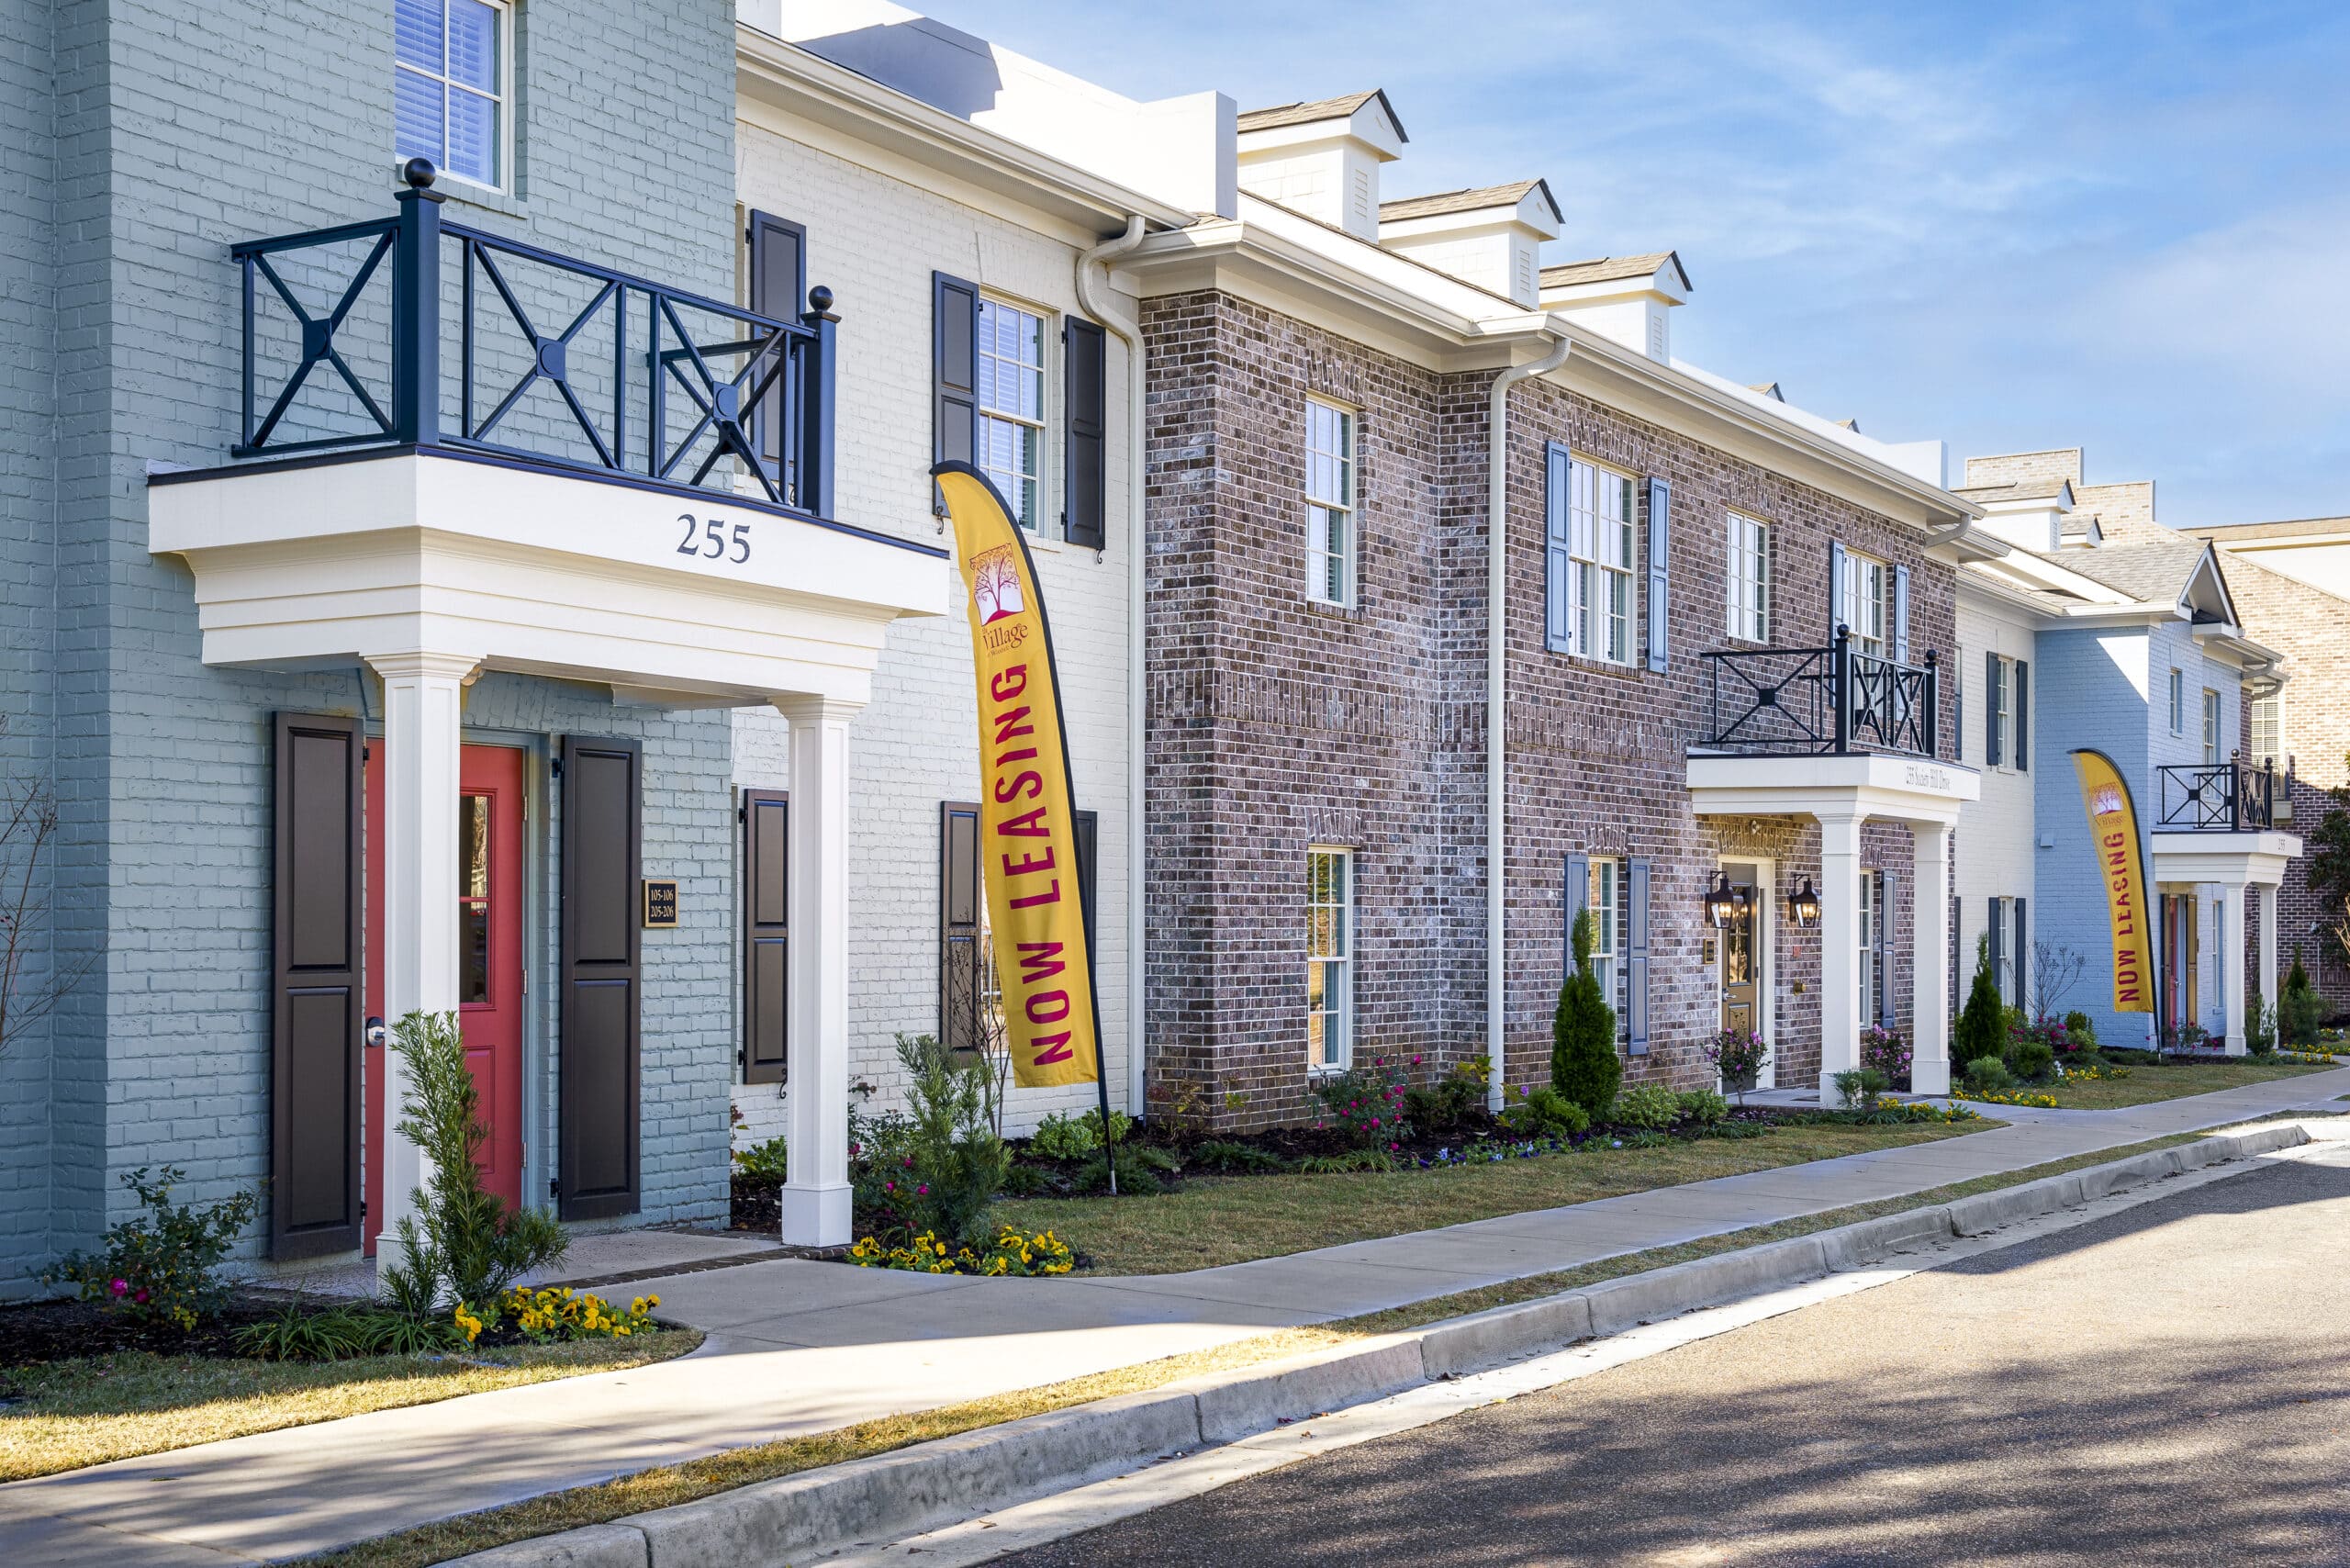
[1077,216,1148,1120]
[1485,330,1572,1114]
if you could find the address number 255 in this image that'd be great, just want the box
[677,513,752,565]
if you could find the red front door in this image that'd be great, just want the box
[365,743,529,1252]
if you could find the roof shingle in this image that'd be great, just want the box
[1237,90,1405,140]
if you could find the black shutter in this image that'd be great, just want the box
[1987,897,2005,1005]
[934,272,979,511]
[2014,897,2029,1012]
[1892,564,1911,664]
[1877,868,1898,1029]
[1063,318,1107,549]
[742,789,789,1086]
[560,735,641,1220]
[940,801,982,1055]
[1563,851,1590,976]
[2015,659,2031,771]
[747,210,807,476]
[1645,477,1671,673]
[1985,652,2002,767]
[1073,808,1100,966]
[1627,857,1651,1054]
[271,711,363,1259]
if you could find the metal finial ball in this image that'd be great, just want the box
[807,285,834,314]
[402,157,438,190]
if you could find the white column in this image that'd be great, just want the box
[1817,811,1866,1100]
[2258,882,2280,1035]
[367,650,478,1253]
[2218,879,2249,1055]
[774,694,860,1248]
[1910,821,1953,1096]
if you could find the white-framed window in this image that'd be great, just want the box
[1567,457,1636,663]
[977,297,1049,532]
[1841,551,1887,658]
[1726,513,1771,643]
[2251,691,2282,767]
[395,0,511,190]
[1989,655,2009,767]
[1858,869,1880,1023]
[1304,398,1356,605]
[2168,669,2184,734]
[2202,689,2221,766]
[1306,847,1353,1070]
[1587,857,1620,1024]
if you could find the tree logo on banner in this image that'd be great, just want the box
[972,545,1024,626]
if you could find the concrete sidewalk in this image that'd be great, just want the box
[6,1069,2346,1566]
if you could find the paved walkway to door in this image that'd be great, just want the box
[6,1068,2346,1565]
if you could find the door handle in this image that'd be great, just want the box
[365,1016,386,1048]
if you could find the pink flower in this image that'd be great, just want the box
[1369,1117,1382,1128]
[916,1183,930,1196]
[135,1289,150,1305]
[108,1278,128,1297]
[1412,1055,1424,1066]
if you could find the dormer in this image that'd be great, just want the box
[1236,90,1407,241]
[1377,180,1561,306]
[1951,478,2076,554]
[1538,252,1691,364]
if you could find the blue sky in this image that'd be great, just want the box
[928,1,2350,526]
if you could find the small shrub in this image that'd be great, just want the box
[1617,1131,1674,1149]
[1676,1089,1729,1126]
[1963,1057,2016,1093]
[1073,1142,1179,1194]
[1831,1068,1889,1111]
[235,1304,384,1362]
[1403,1063,1486,1137]
[998,1162,1052,1197]
[2005,1037,2056,1081]
[1552,910,1621,1116]
[857,1033,1009,1246]
[1188,1139,1287,1174]
[1313,1055,1413,1148]
[379,1011,567,1316]
[849,1226,1075,1277]
[2283,948,2323,1047]
[45,1166,259,1331]
[1498,1084,1589,1138]
[1613,1083,1683,1129]
[2104,1047,2160,1066]
[1956,935,2007,1064]
[2162,1019,2212,1058]
[1297,1148,1393,1174]
[1027,1110,1132,1161]
[1707,1118,1770,1140]
[2248,997,2278,1057]
[1860,1026,1911,1086]
[2063,1011,2098,1049]
[732,1136,789,1183]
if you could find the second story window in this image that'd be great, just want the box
[1841,550,1887,658]
[396,0,509,189]
[1726,512,1771,642]
[2202,689,2221,765]
[977,297,1048,531]
[1568,458,1635,663]
[1304,398,1356,605]
[2168,669,2184,734]
[1989,656,2010,767]
[2251,691,2282,767]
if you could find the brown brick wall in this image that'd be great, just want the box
[1143,289,1957,1126]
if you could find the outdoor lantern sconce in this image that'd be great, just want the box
[1703,872,1740,929]
[1787,877,1822,929]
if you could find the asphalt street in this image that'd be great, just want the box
[990,1146,2350,1566]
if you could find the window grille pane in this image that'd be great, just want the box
[395,0,443,70]
[448,0,500,92]
[446,85,498,185]
[394,67,445,166]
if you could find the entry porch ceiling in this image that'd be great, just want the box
[148,448,947,708]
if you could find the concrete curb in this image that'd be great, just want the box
[450,1120,2314,1568]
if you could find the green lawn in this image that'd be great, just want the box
[995,1119,1986,1275]
[0,1329,700,1482]
[2027,1058,2330,1111]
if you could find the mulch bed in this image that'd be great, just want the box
[0,1296,288,1369]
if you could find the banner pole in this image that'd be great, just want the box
[1095,1065,1118,1196]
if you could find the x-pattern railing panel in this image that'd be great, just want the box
[1698,633,1939,758]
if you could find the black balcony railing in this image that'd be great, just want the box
[229,158,836,516]
[2156,757,2277,832]
[1698,628,1940,757]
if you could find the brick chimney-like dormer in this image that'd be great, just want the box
[1236,90,1406,241]
[1377,180,1562,306]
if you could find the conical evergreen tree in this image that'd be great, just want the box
[1552,908,1621,1116]
[1955,933,2008,1065]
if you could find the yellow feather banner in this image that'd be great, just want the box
[932,463,1102,1089]
[2070,748,2157,1014]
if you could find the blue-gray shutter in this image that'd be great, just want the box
[933,272,979,513]
[1544,443,1572,652]
[2013,897,2029,1010]
[2015,659,2030,771]
[1627,857,1651,1054]
[1987,896,2005,1003]
[1876,868,1897,1029]
[1062,317,1107,550]
[1645,477,1671,672]
[1892,564,1911,663]
[1829,540,1849,636]
[1563,851,1589,976]
[1985,653,2002,767]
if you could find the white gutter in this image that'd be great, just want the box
[1485,330,1572,1114]
[1077,216,1148,1119]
